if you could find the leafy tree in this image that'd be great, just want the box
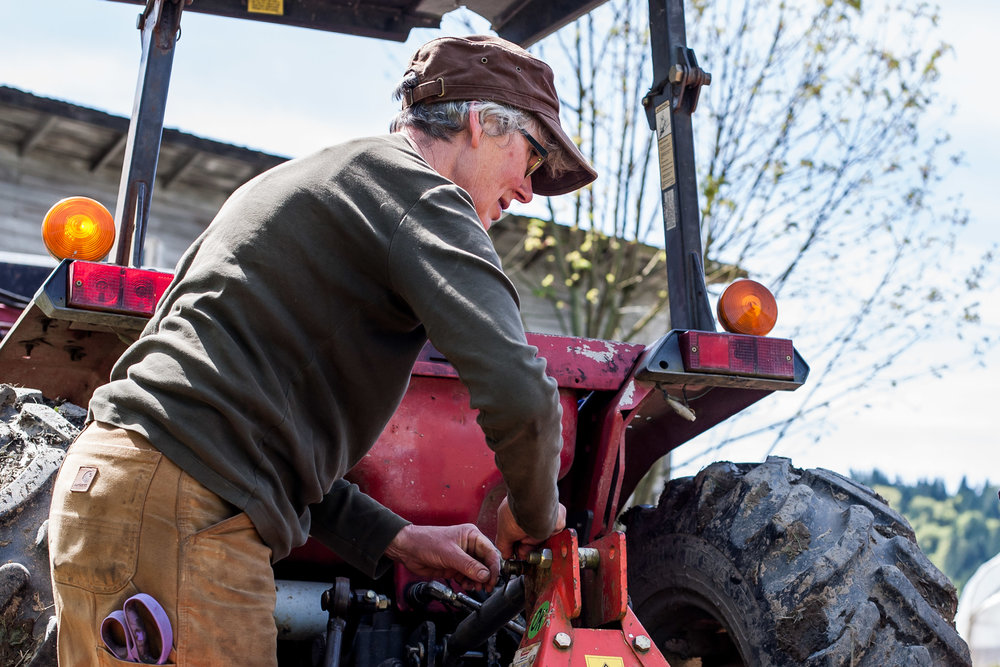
[507,0,995,492]
[500,0,667,340]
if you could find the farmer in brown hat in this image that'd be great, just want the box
[48,35,596,665]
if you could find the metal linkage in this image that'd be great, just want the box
[319,577,391,667]
[503,547,603,576]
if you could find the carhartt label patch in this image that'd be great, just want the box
[70,466,98,492]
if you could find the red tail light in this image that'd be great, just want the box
[68,261,172,316]
[679,330,794,380]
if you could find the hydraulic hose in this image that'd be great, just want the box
[441,577,526,666]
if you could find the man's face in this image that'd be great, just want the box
[450,118,540,230]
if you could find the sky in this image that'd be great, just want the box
[2,0,998,491]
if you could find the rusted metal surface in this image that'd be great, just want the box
[412,334,643,391]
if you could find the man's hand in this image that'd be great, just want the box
[384,523,500,591]
[495,497,567,560]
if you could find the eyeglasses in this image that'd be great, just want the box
[519,128,548,179]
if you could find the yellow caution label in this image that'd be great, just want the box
[655,101,676,189]
[248,0,283,15]
[585,657,625,667]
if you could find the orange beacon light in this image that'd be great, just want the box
[717,279,778,336]
[41,196,116,261]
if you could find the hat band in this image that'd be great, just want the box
[404,78,445,108]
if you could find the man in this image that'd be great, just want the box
[47,35,597,665]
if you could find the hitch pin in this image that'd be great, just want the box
[502,547,601,576]
[501,549,552,576]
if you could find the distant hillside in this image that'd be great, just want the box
[852,470,1000,594]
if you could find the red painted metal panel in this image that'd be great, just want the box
[516,530,669,666]
[346,375,579,533]
[526,333,644,391]
[524,529,583,620]
[412,334,643,391]
[519,623,668,666]
[580,379,656,542]
[583,532,628,627]
[288,336,643,571]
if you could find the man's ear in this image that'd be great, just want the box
[467,102,484,149]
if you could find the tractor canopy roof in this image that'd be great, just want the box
[107,0,609,47]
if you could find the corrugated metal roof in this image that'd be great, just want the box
[0,86,287,198]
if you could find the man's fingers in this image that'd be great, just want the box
[468,529,501,583]
[496,535,515,561]
[554,503,567,531]
[457,526,499,587]
[384,522,502,590]
[420,524,498,589]
[457,556,490,585]
[495,497,528,560]
[496,498,569,560]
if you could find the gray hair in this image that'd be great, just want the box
[390,75,571,178]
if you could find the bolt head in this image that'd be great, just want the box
[634,635,652,652]
[553,632,572,649]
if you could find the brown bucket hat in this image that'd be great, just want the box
[400,35,598,197]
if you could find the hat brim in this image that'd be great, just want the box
[531,107,598,197]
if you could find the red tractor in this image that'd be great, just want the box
[0,1,970,665]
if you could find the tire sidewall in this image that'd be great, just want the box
[629,532,769,664]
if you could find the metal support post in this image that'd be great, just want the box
[643,0,715,332]
[111,0,185,267]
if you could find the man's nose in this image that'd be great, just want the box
[514,175,534,204]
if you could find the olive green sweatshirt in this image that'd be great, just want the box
[88,134,562,575]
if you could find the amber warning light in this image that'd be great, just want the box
[717,279,777,336]
[68,261,172,316]
[42,197,116,261]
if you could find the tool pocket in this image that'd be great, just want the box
[175,513,277,664]
[49,442,161,594]
[96,645,176,666]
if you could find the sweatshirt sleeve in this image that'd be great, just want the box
[309,479,411,578]
[386,185,563,540]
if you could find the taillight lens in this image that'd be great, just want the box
[68,261,172,316]
[680,330,795,380]
[42,197,116,261]
[717,279,778,336]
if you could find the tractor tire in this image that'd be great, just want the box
[0,384,85,667]
[620,456,972,667]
